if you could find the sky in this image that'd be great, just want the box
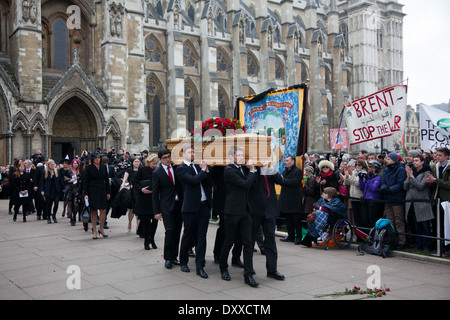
[403,0,450,108]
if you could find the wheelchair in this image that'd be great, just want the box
[312,212,354,250]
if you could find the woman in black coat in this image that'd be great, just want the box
[12,162,32,222]
[83,152,111,239]
[41,159,65,223]
[133,154,159,250]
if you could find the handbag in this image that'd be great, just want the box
[82,206,90,223]
[307,212,316,224]
[339,184,349,197]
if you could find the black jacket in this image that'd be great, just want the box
[223,164,257,216]
[83,164,111,210]
[152,164,184,215]
[249,167,283,218]
[176,163,213,213]
[133,166,154,217]
[279,165,303,213]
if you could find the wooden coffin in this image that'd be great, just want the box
[166,134,273,166]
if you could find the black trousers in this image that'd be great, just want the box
[180,202,210,271]
[252,215,278,273]
[220,213,254,275]
[162,201,183,262]
[213,213,243,261]
[282,211,302,241]
[138,216,159,246]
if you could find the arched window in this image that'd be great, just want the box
[145,36,162,63]
[146,78,163,146]
[247,52,259,77]
[216,47,229,72]
[183,41,198,69]
[218,86,229,119]
[185,81,198,132]
[53,18,68,69]
[156,0,163,19]
[275,58,284,80]
[187,4,195,23]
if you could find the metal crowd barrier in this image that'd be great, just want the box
[342,196,449,257]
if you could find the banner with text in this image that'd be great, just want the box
[346,85,407,146]
[236,84,307,173]
[420,104,450,150]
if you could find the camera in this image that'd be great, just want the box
[358,170,368,180]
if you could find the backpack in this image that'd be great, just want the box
[358,219,397,258]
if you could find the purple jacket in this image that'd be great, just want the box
[359,174,381,200]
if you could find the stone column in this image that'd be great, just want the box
[9,0,42,101]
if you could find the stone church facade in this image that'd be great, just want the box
[0,0,405,165]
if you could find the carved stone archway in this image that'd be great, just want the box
[49,95,104,162]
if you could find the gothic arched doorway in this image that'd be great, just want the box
[50,96,100,162]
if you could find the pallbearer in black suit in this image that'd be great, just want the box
[176,144,213,279]
[219,146,259,287]
[152,149,184,269]
[249,163,285,280]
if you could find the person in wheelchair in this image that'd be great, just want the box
[301,187,347,247]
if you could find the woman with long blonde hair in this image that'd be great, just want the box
[40,159,65,223]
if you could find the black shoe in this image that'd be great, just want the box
[151,241,157,249]
[232,260,244,268]
[165,260,173,269]
[47,219,52,224]
[98,230,108,238]
[144,243,151,250]
[267,271,285,280]
[180,264,190,273]
[171,259,180,266]
[300,234,313,247]
[221,269,231,281]
[37,216,41,221]
[197,269,208,279]
[295,238,302,245]
[53,218,58,223]
[244,274,259,287]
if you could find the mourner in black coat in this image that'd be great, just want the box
[133,154,159,250]
[176,144,213,278]
[219,146,259,288]
[152,149,184,269]
[83,153,111,239]
[12,163,32,222]
[279,156,303,244]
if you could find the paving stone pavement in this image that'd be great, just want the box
[0,199,449,301]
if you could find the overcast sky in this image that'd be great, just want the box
[403,0,450,108]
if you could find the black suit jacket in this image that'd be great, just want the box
[223,164,257,216]
[175,163,212,213]
[249,167,283,218]
[152,164,183,215]
[279,165,303,213]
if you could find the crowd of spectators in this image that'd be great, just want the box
[303,147,450,255]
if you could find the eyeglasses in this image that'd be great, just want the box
[161,155,171,160]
